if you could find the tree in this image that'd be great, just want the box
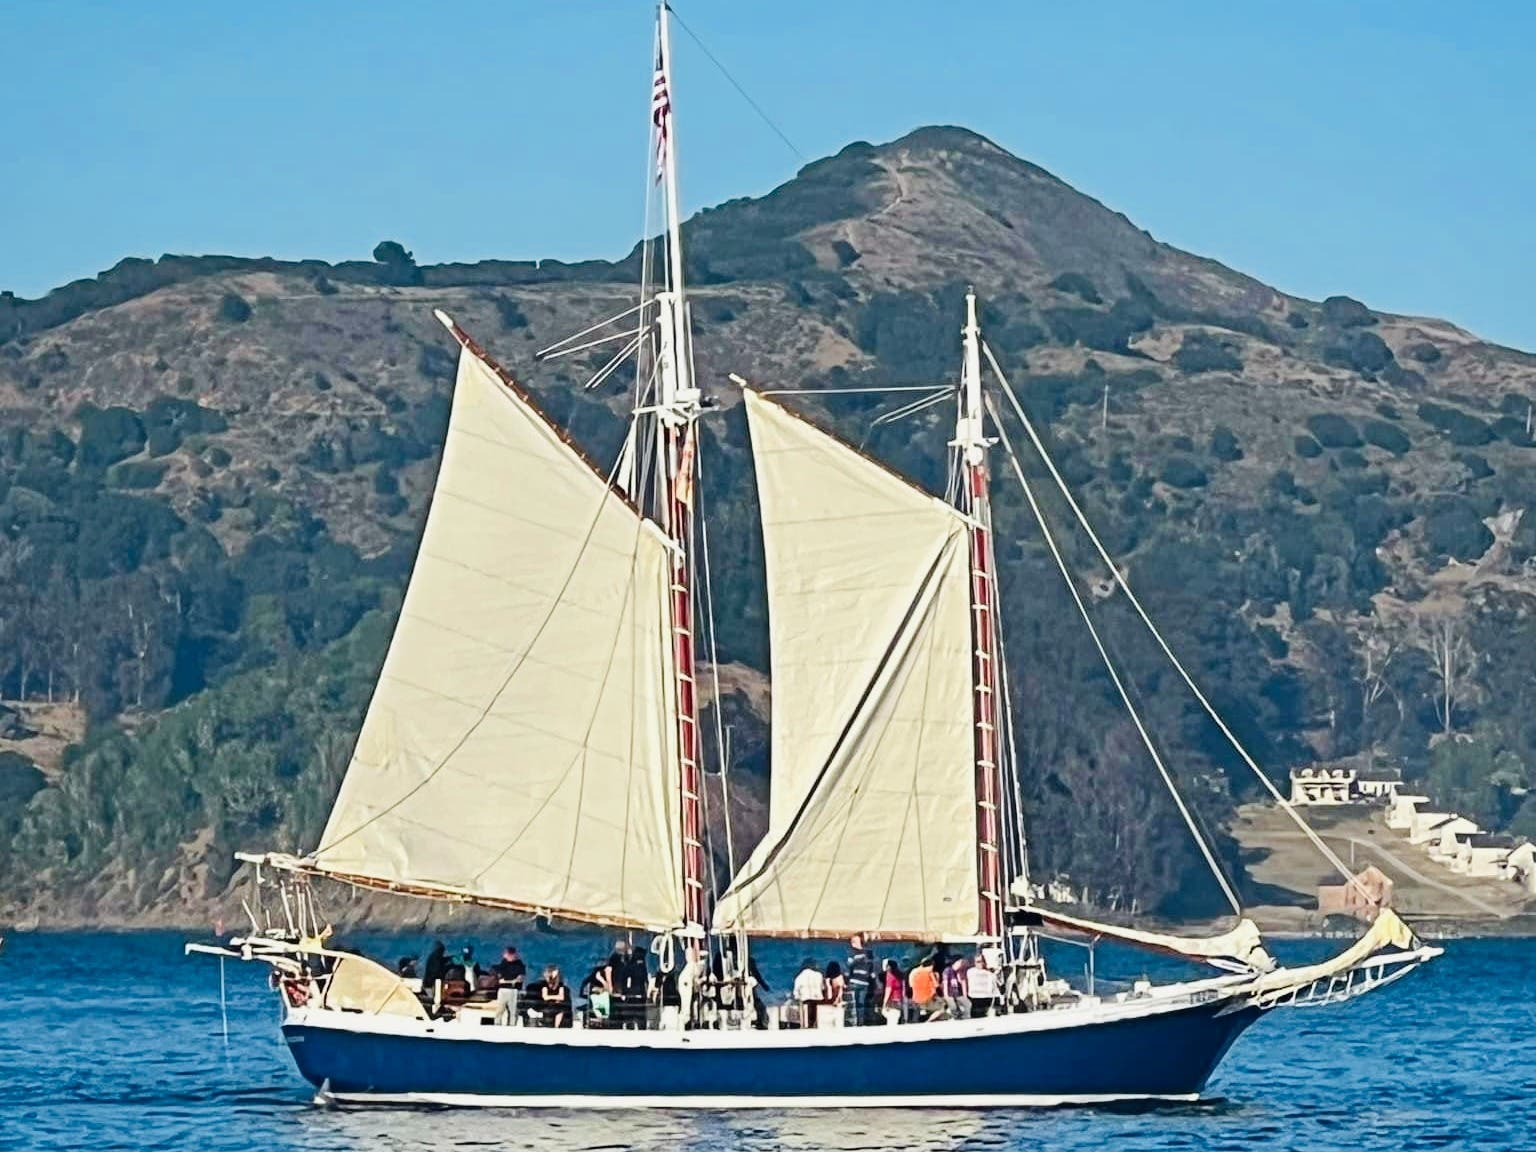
[1360,628,1397,765]
[372,240,413,266]
[217,292,252,324]
[372,240,421,286]
[1422,615,1472,737]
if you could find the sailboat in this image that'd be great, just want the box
[189,3,1439,1107]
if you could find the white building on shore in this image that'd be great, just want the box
[1289,766,1357,806]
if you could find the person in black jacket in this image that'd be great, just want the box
[846,934,874,1026]
[492,945,526,1025]
[421,940,448,996]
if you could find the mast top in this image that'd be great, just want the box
[651,0,699,426]
[956,288,988,465]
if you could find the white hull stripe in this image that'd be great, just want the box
[319,1089,1202,1110]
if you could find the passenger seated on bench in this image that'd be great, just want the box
[532,965,572,1028]
[580,962,611,1023]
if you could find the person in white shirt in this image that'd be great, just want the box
[793,957,826,1028]
[964,953,998,1018]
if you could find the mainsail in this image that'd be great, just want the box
[308,336,684,930]
[711,392,980,939]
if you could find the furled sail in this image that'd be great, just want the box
[308,337,683,930]
[712,392,979,939]
[1019,906,1276,973]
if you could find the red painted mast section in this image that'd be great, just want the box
[668,426,707,935]
[960,291,1004,940]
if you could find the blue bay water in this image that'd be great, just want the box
[1,931,1531,1151]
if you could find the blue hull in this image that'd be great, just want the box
[281,997,1262,1106]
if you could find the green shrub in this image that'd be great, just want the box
[1362,418,1411,454]
[1321,295,1375,327]
[1210,425,1243,461]
[218,292,252,323]
[1044,299,1153,354]
[1457,453,1494,480]
[146,424,180,457]
[1173,331,1241,374]
[1323,332,1393,374]
[1419,402,1493,446]
[1424,496,1493,561]
[1050,272,1102,304]
[1160,457,1208,488]
[1382,362,1425,390]
[417,344,456,382]
[77,405,146,469]
[1294,436,1323,458]
[1306,413,1362,449]
[1491,415,1535,447]
[107,460,168,489]
[494,295,529,330]
[1405,341,1441,364]
[831,239,860,268]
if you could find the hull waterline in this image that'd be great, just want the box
[281,994,1262,1108]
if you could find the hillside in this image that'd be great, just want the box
[3,126,1535,928]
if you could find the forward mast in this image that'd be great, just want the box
[957,290,1005,940]
[650,1,708,942]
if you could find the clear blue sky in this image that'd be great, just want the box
[3,1,1533,349]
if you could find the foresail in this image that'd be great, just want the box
[711,392,979,939]
[310,342,683,930]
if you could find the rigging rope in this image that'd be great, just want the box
[665,4,807,164]
[986,396,1243,916]
[982,341,1369,900]
[989,535,1032,903]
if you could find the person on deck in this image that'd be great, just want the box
[965,952,998,1018]
[746,952,770,1030]
[822,961,847,1029]
[533,964,572,1028]
[655,963,683,1030]
[492,945,526,1025]
[604,939,649,1029]
[458,945,479,989]
[909,954,940,1021]
[880,959,905,1025]
[793,957,826,1028]
[422,940,448,987]
[942,957,970,1021]
[846,934,874,1026]
[580,961,611,1023]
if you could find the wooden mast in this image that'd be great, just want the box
[652,1,708,944]
[958,289,1004,940]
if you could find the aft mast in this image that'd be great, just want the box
[957,290,1005,940]
[651,1,708,946]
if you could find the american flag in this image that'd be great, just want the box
[652,45,671,182]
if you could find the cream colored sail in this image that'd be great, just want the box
[310,340,683,930]
[712,392,979,939]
